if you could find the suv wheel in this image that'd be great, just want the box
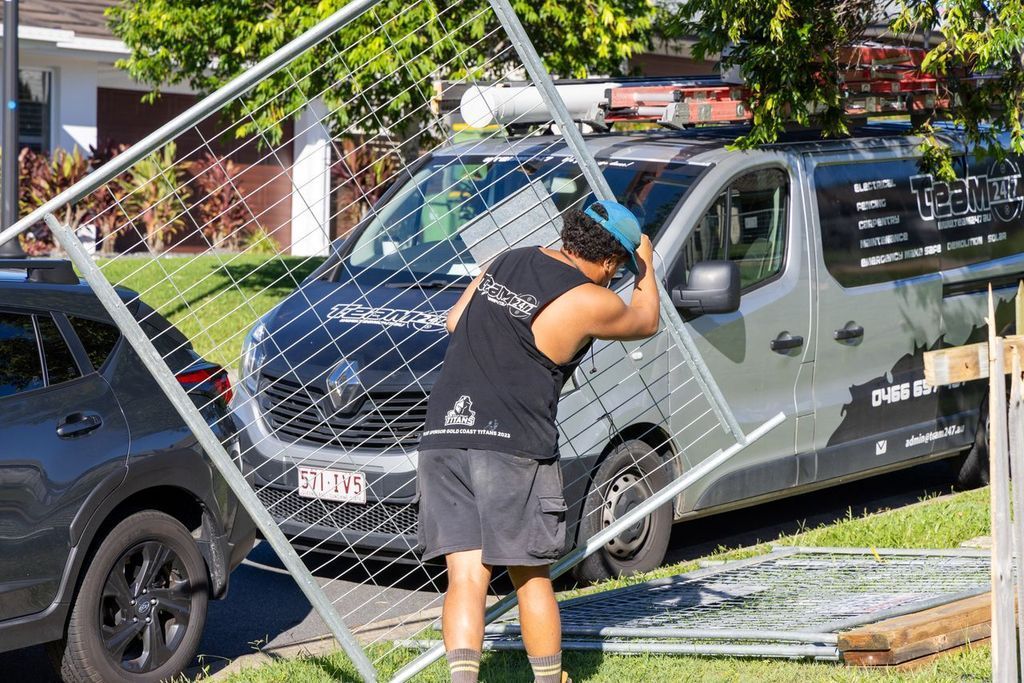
[49,511,209,683]
[572,440,673,584]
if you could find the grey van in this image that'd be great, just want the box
[233,122,1021,581]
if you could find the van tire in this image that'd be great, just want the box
[955,406,990,490]
[49,511,209,683]
[572,441,673,584]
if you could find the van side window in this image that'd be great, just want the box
[0,312,44,397]
[680,168,789,289]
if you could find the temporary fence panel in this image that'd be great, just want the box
[416,547,992,660]
[2,1,782,680]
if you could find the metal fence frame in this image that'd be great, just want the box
[1,2,788,681]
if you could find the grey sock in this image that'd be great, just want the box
[447,648,481,683]
[528,651,564,683]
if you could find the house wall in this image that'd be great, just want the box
[96,87,295,253]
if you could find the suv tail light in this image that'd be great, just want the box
[176,365,233,404]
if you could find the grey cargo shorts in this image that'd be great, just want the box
[416,448,567,566]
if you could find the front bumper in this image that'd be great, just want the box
[232,382,422,561]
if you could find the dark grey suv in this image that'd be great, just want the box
[0,259,256,683]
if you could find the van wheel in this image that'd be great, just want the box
[49,511,209,683]
[955,406,990,490]
[572,441,673,584]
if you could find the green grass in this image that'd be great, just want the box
[218,487,993,682]
[209,642,991,682]
[98,254,323,369]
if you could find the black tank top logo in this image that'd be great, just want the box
[477,273,538,318]
[444,395,476,427]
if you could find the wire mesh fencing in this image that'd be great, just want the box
[2,1,783,680]
[459,547,992,660]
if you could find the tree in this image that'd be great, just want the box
[659,0,1024,176]
[107,0,655,146]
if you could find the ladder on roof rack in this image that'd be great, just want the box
[454,44,966,131]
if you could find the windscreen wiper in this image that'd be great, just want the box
[388,279,468,290]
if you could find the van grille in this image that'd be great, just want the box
[259,374,427,451]
[256,486,418,537]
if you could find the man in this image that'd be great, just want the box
[417,200,660,682]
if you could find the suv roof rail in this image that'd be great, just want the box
[0,258,79,285]
[453,44,972,132]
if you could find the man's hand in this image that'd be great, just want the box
[635,234,653,284]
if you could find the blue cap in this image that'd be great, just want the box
[584,200,643,275]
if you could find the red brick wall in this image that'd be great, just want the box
[97,87,294,252]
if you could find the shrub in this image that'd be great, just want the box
[188,152,251,251]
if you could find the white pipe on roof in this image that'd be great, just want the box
[459,82,621,127]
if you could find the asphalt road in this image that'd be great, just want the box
[1,459,962,681]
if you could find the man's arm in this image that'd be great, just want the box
[584,235,660,341]
[446,271,485,334]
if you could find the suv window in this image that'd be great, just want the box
[679,168,789,289]
[37,315,80,385]
[0,312,44,397]
[69,316,120,371]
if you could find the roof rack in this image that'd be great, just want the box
[0,258,79,285]
[456,44,957,132]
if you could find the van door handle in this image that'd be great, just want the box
[834,324,864,341]
[57,412,103,438]
[770,332,804,352]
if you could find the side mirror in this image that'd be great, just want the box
[671,261,741,315]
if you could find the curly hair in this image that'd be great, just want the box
[560,205,629,264]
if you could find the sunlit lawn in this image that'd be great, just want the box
[99,253,323,369]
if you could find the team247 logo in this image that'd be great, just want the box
[444,395,477,427]
[477,273,538,319]
[910,158,1023,223]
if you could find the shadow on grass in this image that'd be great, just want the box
[219,256,324,297]
[155,255,324,321]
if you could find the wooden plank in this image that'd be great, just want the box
[924,336,1024,386]
[842,621,990,666]
[1010,348,1024,672]
[1016,281,1023,335]
[890,637,991,671]
[838,593,992,652]
[988,287,1017,683]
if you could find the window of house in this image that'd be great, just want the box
[678,168,789,290]
[18,69,51,152]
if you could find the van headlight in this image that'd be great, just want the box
[240,320,267,396]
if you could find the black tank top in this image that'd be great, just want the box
[420,247,593,459]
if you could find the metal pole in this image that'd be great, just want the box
[0,0,381,250]
[396,639,841,660]
[485,0,745,442]
[388,412,784,683]
[45,213,379,683]
[485,624,840,645]
[0,0,24,256]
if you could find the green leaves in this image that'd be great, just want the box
[108,0,656,144]
[894,0,1024,177]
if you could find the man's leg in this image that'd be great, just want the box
[443,549,492,682]
[509,564,566,683]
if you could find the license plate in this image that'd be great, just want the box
[297,466,366,504]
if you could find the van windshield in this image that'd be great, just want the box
[338,154,702,282]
